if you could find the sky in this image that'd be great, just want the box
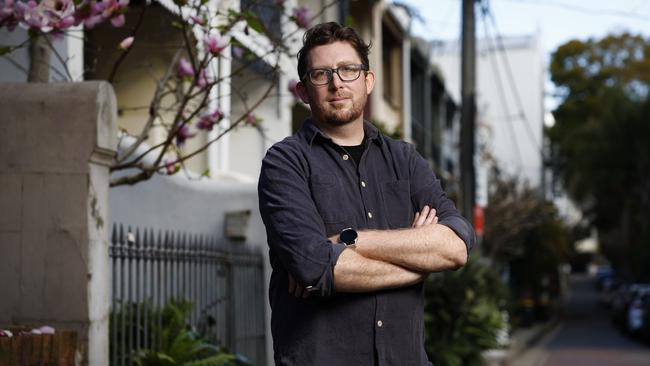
[401,0,650,112]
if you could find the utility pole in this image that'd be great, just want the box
[460,0,476,224]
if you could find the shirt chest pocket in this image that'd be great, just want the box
[381,180,412,228]
[310,174,348,224]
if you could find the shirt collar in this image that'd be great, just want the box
[300,118,384,147]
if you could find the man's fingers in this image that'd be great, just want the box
[295,285,310,298]
[413,206,440,227]
[288,275,310,298]
[412,212,420,227]
[424,208,437,224]
[416,206,430,227]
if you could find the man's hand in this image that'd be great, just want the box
[412,205,438,228]
[288,274,311,298]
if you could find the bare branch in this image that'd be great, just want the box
[108,4,147,83]
[42,34,74,81]
[116,50,183,163]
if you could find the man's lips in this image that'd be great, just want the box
[329,96,351,102]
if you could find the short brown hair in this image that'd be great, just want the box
[297,22,371,81]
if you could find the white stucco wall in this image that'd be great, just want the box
[432,34,545,189]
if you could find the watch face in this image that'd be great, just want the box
[340,228,358,245]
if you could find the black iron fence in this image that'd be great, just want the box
[109,223,266,365]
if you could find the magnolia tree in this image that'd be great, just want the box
[0,0,322,186]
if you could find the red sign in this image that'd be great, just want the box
[474,205,484,237]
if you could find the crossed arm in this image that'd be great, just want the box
[288,205,468,297]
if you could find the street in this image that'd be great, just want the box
[510,274,650,366]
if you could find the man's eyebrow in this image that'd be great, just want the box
[310,61,360,69]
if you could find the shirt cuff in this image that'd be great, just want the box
[438,216,475,260]
[308,242,346,297]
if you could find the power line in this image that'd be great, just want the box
[501,0,650,23]
[479,4,525,172]
[482,0,545,160]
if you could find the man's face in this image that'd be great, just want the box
[297,41,375,127]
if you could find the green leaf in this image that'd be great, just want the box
[243,12,264,34]
[201,169,210,178]
[0,46,12,56]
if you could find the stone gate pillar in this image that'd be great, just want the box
[0,81,117,366]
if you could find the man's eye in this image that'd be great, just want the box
[311,70,327,79]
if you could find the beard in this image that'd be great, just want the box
[316,93,367,127]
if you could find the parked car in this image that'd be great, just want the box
[611,283,650,335]
[626,287,650,338]
[594,265,614,290]
[599,276,621,308]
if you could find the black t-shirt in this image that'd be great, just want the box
[341,142,365,165]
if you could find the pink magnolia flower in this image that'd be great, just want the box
[164,159,179,175]
[190,15,204,25]
[246,113,261,126]
[287,79,299,99]
[0,0,15,20]
[53,15,74,29]
[38,0,75,30]
[177,57,194,78]
[195,68,212,88]
[204,32,229,56]
[83,14,104,28]
[18,0,48,30]
[0,1,18,30]
[175,124,195,146]
[2,0,131,33]
[118,36,134,50]
[197,109,224,131]
[41,0,75,17]
[293,6,310,29]
[110,13,124,27]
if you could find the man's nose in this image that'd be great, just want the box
[328,72,345,90]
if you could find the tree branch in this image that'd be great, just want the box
[108,4,147,83]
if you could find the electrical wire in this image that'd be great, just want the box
[478,3,525,172]
[482,0,545,159]
[501,0,650,22]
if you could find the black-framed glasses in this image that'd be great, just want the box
[303,64,369,86]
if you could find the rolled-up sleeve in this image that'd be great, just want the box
[258,144,345,297]
[406,145,475,256]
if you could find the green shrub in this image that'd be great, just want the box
[424,258,509,366]
[110,298,250,366]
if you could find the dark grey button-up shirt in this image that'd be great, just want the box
[258,119,475,366]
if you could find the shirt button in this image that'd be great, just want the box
[377,320,383,327]
[342,154,349,161]
[361,181,366,187]
[367,212,373,219]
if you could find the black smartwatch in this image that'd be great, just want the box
[340,228,358,247]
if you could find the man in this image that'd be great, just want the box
[258,22,475,366]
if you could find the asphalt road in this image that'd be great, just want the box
[510,274,650,366]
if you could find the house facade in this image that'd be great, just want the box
[1,1,448,365]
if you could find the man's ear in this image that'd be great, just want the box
[296,81,311,104]
[364,70,376,95]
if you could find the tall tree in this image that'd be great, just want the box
[548,32,650,280]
